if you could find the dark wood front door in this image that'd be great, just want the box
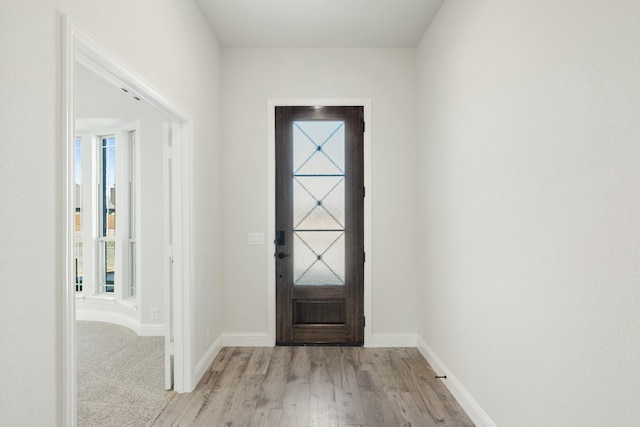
[275,106,364,345]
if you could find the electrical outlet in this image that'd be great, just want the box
[150,307,159,320]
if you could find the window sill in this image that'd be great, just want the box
[76,295,138,311]
[76,295,116,305]
[119,299,139,311]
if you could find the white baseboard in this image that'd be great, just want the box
[193,334,224,386]
[218,332,416,348]
[416,335,497,427]
[76,309,165,337]
[223,332,273,347]
[369,333,417,347]
[138,323,166,336]
[76,310,140,334]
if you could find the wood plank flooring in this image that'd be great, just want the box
[154,347,474,427]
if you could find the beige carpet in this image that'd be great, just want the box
[76,321,175,427]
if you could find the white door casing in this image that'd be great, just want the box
[61,16,194,426]
[266,98,373,347]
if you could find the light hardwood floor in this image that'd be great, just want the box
[154,347,474,427]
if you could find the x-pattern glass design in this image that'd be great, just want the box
[293,121,346,286]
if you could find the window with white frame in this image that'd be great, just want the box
[98,135,116,293]
[74,137,83,292]
[128,130,137,299]
[74,130,137,300]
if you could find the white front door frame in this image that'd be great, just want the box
[61,16,194,426]
[266,98,373,347]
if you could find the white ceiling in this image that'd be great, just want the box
[194,0,445,48]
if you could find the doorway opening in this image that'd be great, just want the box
[61,16,193,426]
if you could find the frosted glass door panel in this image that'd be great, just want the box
[293,121,345,286]
[294,231,345,285]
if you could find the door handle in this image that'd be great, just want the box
[277,252,290,259]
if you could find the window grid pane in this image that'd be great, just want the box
[129,241,136,298]
[74,240,83,292]
[74,137,82,237]
[99,240,115,293]
[101,136,116,238]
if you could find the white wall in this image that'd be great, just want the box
[221,48,419,341]
[0,1,223,425]
[416,1,640,426]
[74,63,168,331]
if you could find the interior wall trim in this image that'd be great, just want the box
[417,335,497,427]
[76,310,139,334]
[194,334,224,387]
[223,332,272,347]
[216,332,417,348]
[370,333,417,347]
[61,14,196,425]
